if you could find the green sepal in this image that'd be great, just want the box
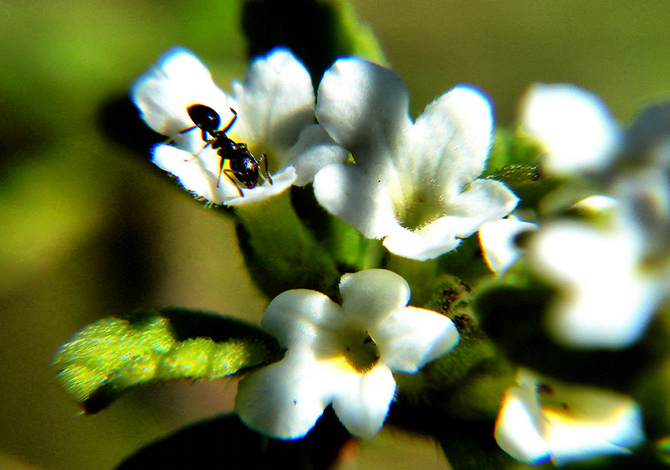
[437,235,492,286]
[54,307,284,414]
[487,164,557,212]
[391,275,518,469]
[487,127,542,174]
[392,276,515,427]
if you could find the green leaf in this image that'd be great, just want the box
[117,409,351,470]
[54,307,284,414]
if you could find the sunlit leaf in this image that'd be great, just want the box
[54,307,284,413]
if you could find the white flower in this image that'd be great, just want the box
[132,47,347,205]
[479,215,538,275]
[529,213,664,348]
[519,83,622,175]
[235,269,459,440]
[495,368,645,466]
[312,58,518,261]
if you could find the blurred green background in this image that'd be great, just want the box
[1,1,669,468]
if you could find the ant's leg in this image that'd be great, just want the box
[221,108,238,134]
[183,141,212,162]
[223,169,244,197]
[165,124,199,144]
[177,125,198,136]
[215,155,226,187]
[257,153,273,185]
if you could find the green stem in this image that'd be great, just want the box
[235,192,341,299]
[327,216,386,272]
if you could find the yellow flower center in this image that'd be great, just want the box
[338,329,381,374]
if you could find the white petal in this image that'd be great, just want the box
[224,166,296,206]
[532,222,661,348]
[331,364,397,439]
[383,179,520,260]
[339,270,411,326]
[313,163,399,239]
[316,57,412,158]
[285,124,349,186]
[479,216,538,275]
[412,86,493,197]
[236,350,351,440]
[229,48,315,159]
[571,195,620,213]
[152,144,239,201]
[443,179,519,231]
[151,143,296,206]
[544,399,645,466]
[548,273,660,349]
[496,370,646,465]
[520,83,621,175]
[372,306,459,372]
[381,178,518,260]
[539,382,646,465]
[495,387,551,464]
[131,47,230,153]
[261,289,344,349]
[382,223,462,261]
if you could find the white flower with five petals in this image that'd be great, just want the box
[313,58,519,261]
[495,368,645,466]
[235,269,459,440]
[132,47,347,205]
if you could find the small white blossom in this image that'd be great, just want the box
[519,83,622,175]
[132,47,347,205]
[495,368,645,466]
[235,269,459,440]
[529,212,664,348]
[313,58,518,261]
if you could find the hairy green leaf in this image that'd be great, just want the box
[54,307,284,413]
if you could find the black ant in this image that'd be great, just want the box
[177,104,272,198]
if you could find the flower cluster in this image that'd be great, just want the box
[82,44,670,467]
[520,84,670,348]
[131,47,489,439]
[132,47,518,260]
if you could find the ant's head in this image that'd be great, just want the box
[187,104,221,133]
